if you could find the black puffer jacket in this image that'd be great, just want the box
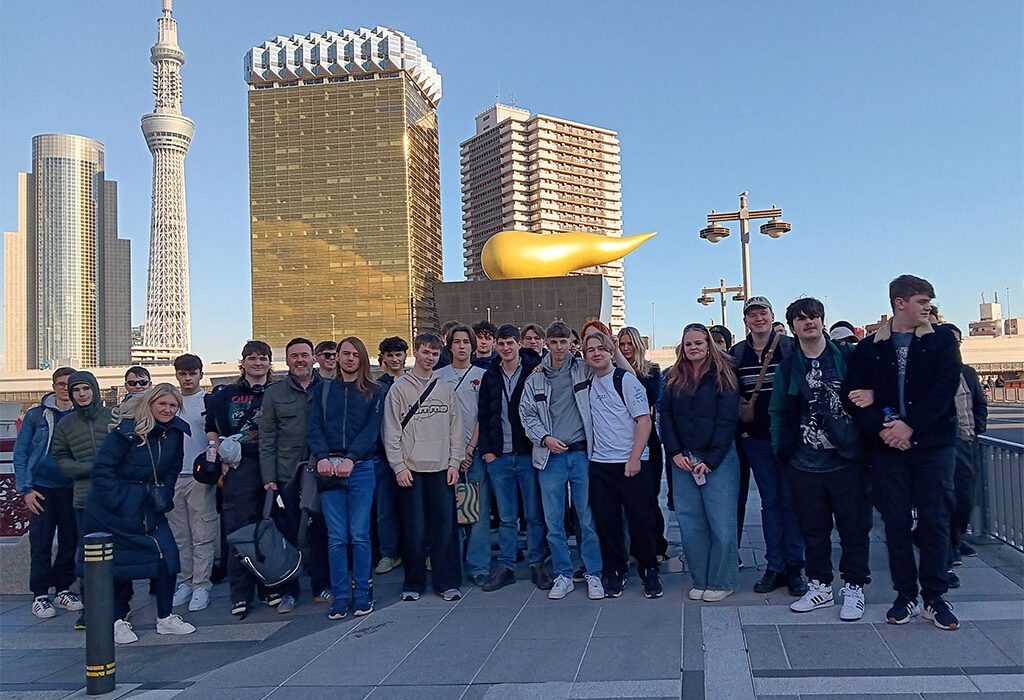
[659,369,739,471]
[478,348,542,457]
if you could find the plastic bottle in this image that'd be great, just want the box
[205,440,217,462]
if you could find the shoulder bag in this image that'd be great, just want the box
[739,334,780,424]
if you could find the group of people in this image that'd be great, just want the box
[14,273,985,645]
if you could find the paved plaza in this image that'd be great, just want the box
[1,487,1021,700]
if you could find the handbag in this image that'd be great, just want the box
[146,438,173,514]
[454,473,480,525]
[739,334,780,424]
[225,490,303,588]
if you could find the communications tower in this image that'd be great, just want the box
[141,0,193,351]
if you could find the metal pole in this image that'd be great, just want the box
[719,279,728,327]
[738,195,752,299]
[651,302,656,348]
[83,532,115,695]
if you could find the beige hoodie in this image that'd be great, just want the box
[382,372,464,474]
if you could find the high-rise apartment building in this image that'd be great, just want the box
[142,0,193,352]
[244,27,443,351]
[3,134,131,370]
[460,103,626,329]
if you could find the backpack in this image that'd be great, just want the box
[225,490,302,588]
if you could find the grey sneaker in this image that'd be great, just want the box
[172,583,193,608]
[156,614,196,635]
[548,575,575,600]
[114,618,138,644]
[585,574,605,600]
[839,584,865,621]
[790,580,834,613]
[401,591,420,601]
[441,588,461,602]
[188,587,210,612]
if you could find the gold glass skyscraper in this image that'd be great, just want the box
[245,28,443,352]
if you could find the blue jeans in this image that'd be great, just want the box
[739,435,804,572]
[320,460,376,604]
[487,453,546,570]
[538,451,602,579]
[375,457,401,559]
[460,454,492,578]
[673,446,740,591]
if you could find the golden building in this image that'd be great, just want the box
[244,27,443,351]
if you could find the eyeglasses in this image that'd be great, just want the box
[320,352,337,359]
[126,379,150,387]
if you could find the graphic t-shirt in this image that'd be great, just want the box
[436,365,486,448]
[791,352,847,473]
[589,370,650,462]
[892,331,913,415]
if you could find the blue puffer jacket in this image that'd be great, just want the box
[80,416,189,581]
[13,392,73,494]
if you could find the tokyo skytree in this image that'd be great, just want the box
[141,0,193,350]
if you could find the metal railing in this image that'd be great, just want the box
[988,387,1024,403]
[975,435,1024,552]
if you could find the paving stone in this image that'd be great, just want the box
[504,604,600,640]
[924,693,1024,700]
[975,619,1024,665]
[778,624,897,669]
[383,638,495,685]
[263,686,376,699]
[591,600,680,638]
[742,625,789,670]
[475,638,588,684]
[0,649,79,683]
[428,605,519,642]
[575,633,679,681]
[879,620,1017,667]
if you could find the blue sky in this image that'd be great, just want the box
[2,1,1021,362]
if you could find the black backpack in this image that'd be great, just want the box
[225,490,302,588]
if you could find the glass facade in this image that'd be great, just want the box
[249,74,442,351]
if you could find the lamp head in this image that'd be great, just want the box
[700,222,730,243]
[760,217,791,239]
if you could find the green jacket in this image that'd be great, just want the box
[258,372,322,485]
[52,371,113,508]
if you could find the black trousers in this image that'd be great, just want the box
[114,560,174,621]
[871,446,955,602]
[28,486,77,597]
[950,439,977,551]
[399,470,461,594]
[785,462,872,586]
[221,460,269,604]
[736,441,752,543]
[589,460,658,578]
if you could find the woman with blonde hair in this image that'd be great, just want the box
[660,323,740,602]
[81,383,196,643]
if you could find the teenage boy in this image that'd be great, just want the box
[206,341,275,618]
[382,333,464,601]
[259,339,331,608]
[520,322,605,600]
[848,275,962,629]
[583,332,662,598]
[315,341,338,380]
[124,366,152,395]
[471,321,499,368]
[435,320,459,370]
[52,371,109,627]
[435,324,490,585]
[478,324,550,592]
[731,296,807,596]
[521,323,548,357]
[374,336,409,574]
[769,298,871,621]
[15,367,80,619]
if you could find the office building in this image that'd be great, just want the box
[460,103,626,329]
[3,134,131,370]
[244,26,443,351]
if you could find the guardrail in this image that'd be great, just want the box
[975,435,1024,553]
[988,387,1024,403]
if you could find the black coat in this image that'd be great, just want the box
[659,370,739,471]
[80,416,189,581]
[847,322,961,450]
[478,348,542,457]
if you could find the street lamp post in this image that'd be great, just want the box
[700,191,791,299]
[330,313,336,342]
[698,279,744,327]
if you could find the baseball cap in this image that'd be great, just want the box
[707,325,733,349]
[829,326,856,341]
[743,296,772,314]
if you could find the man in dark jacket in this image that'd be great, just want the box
[15,367,80,619]
[478,325,549,591]
[374,336,408,574]
[848,275,962,630]
[259,338,329,610]
[730,297,807,596]
[769,299,871,621]
[52,371,111,628]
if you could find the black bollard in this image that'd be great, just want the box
[83,532,116,695]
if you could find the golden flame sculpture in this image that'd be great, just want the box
[481,230,656,280]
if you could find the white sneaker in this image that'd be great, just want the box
[585,575,605,600]
[32,596,56,619]
[790,580,834,613]
[114,619,138,644]
[172,583,193,608]
[688,588,706,601]
[840,584,865,621]
[188,587,210,612]
[156,614,196,636]
[55,590,84,611]
[548,575,575,600]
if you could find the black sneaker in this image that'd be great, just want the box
[643,569,664,599]
[231,600,249,617]
[923,597,959,630]
[753,570,785,594]
[572,567,587,583]
[786,567,808,597]
[530,563,553,591]
[262,592,282,607]
[481,567,515,592]
[959,542,978,557]
[947,569,961,589]
[604,574,626,598]
[885,597,920,624]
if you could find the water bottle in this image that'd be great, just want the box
[205,440,217,462]
[882,407,900,424]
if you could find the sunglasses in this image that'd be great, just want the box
[126,379,150,387]
[684,323,708,333]
[320,352,337,359]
